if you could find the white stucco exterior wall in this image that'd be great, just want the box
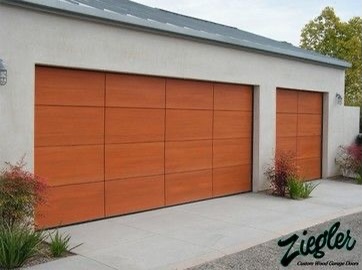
[0,5,359,190]
[342,106,360,146]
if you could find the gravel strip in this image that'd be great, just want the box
[189,212,362,270]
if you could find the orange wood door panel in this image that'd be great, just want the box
[276,89,298,113]
[213,165,251,197]
[106,74,165,108]
[165,140,212,174]
[106,108,165,144]
[35,106,104,147]
[276,137,297,156]
[35,145,104,187]
[36,182,104,228]
[276,114,297,137]
[166,79,213,110]
[213,138,251,168]
[214,84,252,111]
[166,109,213,141]
[298,158,321,180]
[297,136,321,160]
[35,67,105,107]
[213,111,252,139]
[298,114,322,136]
[165,170,212,206]
[105,175,165,217]
[105,142,164,180]
[298,91,323,114]
[276,89,322,181]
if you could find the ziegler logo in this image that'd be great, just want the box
[277,221,356,267]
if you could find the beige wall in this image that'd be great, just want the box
[0,5,359,190]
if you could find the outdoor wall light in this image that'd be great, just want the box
[335,93,343,105]
[0,59,7,86]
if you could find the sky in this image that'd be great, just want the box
[133,0,362,46]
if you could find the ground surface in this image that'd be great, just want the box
[189,212,362,270]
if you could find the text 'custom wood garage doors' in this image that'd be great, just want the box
[276,89,323,180]
[35,66,252,228]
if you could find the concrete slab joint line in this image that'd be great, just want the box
[24,180,362,270]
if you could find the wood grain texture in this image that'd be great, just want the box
[298,114,322,136]
[298,158,321,180]
[36,182,104,228]
[165,140,212,174]
[298,91,323,114]
[214,84,252,111]
[165,170,212,206]
[35,145,104,187]
[213,138,251,168]
[276,89,322,181]
[276,114,297,137]
[105,142,164,180]
[213,165,251,197]
[105,175,164,217]
[166,109,213,141]
[297,136,321,159]
[35,106,104,147]
[276,137,297,156]
[106,108,165,144]
[276,89,298,113]
[106,74,165,108]
[213,111,252,139]
[35,66,105,107]
[166,79,213,109]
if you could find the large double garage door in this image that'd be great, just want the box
[35,67,253,228]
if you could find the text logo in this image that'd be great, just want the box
[277,221,356,267]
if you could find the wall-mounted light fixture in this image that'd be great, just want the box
[335,93,343,105]
[0,59,7,86]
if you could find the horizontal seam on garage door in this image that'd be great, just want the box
[46,179,105,188]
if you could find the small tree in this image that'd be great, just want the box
[300,7,362,106]
[0,158,47,227]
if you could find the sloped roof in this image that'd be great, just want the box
[1,0,351,68]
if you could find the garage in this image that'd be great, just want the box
[276,89,323,180]
[35,66,252,228]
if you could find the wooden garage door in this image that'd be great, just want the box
[276,89,322,180]
[35,66,252,228]
[35,67,105,227]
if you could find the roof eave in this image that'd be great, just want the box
[0,0,352,69]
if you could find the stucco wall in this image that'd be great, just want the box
[342,106,360,146]
[0,5,358,190]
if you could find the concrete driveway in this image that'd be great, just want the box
[27,180,362,270]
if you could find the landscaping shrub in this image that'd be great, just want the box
[335,144,362,177]
[48,230,80,257]
[0,158,47,227]
[265,152,298,197]
[287,176,318,199]
[357,166,362,185]
[347,143,362,164]
[0,225,44,269]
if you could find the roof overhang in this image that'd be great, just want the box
[0,0,352,69]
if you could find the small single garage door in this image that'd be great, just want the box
[35,66,252,228]
[276,89,322,180]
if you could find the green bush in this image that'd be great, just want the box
[48,230,70,257]
[48,230,81,257]
[0,158,47,227]
[356,174,362,185]
[287,176,318,199]
[0,225,44,269]
[356,166,362,185]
